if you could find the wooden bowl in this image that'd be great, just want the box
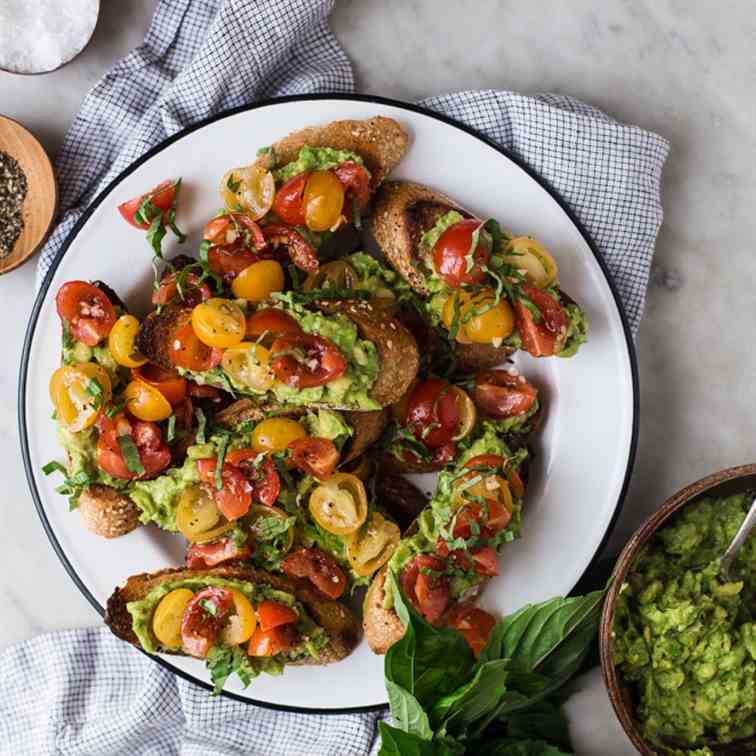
[599,463,756,755]
[0,116,57,274]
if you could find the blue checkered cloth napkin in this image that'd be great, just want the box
[14,0,669,754]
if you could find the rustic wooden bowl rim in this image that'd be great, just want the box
[599,462,756,755]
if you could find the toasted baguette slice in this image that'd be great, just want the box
[362,566,405,655]
[370,181,513,370]
[254,116,410,191]
[136,300,419,410]
[106,565,360,665]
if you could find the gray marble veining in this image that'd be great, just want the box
[1,1,754,752]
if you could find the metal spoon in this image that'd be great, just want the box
[719,493,756,580]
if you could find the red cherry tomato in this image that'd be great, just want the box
[245,308,303,344]
[118,180,177,229]
[196,458,253,520]
[471,546,499,577]
[203,213,266,250]
[434,538,472,571]
[224,450,281,507]
[272,172,309,226]
[287,437,340,481]
[270,333,347,389]
[400,554,450,624]
[447,604,496,657]
[262,225,319,274]
[152,272,211,307]
[208,244,263,282]
[333,162,370,211]
[180,587,234,658]
[170,322,223,371]
[56,281,117,346]
[95,412,171,480]
[464,453,525,500]
[432,219,491,289]
[247,624,298,657]
[403,378,460,448]
[281,547,348,600]
[474,370,537,419]
[256,600,298,632]
[185,536,252,569]
[132,364,187,405]
[513,285,569,357]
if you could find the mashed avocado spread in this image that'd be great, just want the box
[272,146,366,184]
[613,493,756,753]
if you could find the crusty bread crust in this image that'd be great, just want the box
[369,181,513,370]
[78,485,140,538]
[135,302,191,371]
[254,116,410,191]
[362,567,406,655]
[374,473,428,533]
[341,409,388,464]
[105,565,360,665]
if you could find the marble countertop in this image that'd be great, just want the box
[2,1,755,753]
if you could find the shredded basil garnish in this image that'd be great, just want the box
[194,407,207,444]
[214,434,229,491]
[117,435,144,475]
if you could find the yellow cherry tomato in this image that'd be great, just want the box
[152,588,194,649]
[248,504,295,555]
[345,512,400,577]
[191,298,246,349]
[220,165,275,220]
[303,170,345,232]
[50,363,113,431]
[303,260,359,292]
[442,289,515,345]
[308,472,368,536]
[221,342,275,392]
[453,472,513,515]
[108,314,147,368]
[124,379,172,422]
[220,590,258,646]
[251,417,306,454]
[452,387,477,441]
[502,237,558,289]
[231,260,285,302]
[176,485,227,542]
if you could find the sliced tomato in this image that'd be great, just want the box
[56,281,117,346]
[170,322,223,371]
[474,370,537,419]
[225,450,281,507]
[288,437,339,481]
[247,624,297,657]
[471,546,499,577]
[514,285,569,357]
[256,600,298,632]
[404,379,460,448]
[281,547,348,600]
[432,219,491,289]
[96,413,171,480]
[400,554,450,624]
[186,383,224,401]
[153,272,211,307]
[196,458,253,520]
[185,536,252,569]
[180,586,234,658]
[208,243,262,282]
[270,333,346,389]
[132,364,187,405]
[447,604,496,657]
[434,538,472,571]
[262,225,319,274]
[203,212,266,250]
[333,162,370,211]
[272,172,309,226]
[465,453,525,500]
[245,308,302,344]
[118,180,177,229]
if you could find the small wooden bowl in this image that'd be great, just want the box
[0,116,57,274]
[599,463,756,755]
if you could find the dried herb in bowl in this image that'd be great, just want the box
[0,150,28,258]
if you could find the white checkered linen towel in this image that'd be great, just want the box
[15,0,670,754]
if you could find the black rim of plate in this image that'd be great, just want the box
[19,93,640,715]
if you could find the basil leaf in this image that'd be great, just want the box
[166,414,177,443]
[377,723,464,756]
[473,739,571,756]
[256,145,271,157]
[194,407,207,444]
[61,321,75,350]
[85,378,103,410]
[199,598,219,617]
[215,433,229,491]
[117,434,145,475]
[146,213,167,258]
[504,698,572,750]
[105,397,127,418]
[42,461,67,476]
[386,680,433,740]
[226,173,241,193]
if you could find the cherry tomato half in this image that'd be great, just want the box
[465,452,525,500]
[281,547,348,600]
[191,298,246,349]
[181,587,234,658]
[132,363,187,405]
[272,172,308,226]
[270,333,347,389]
[208,244,263,282]
[56,281,117,346]
[196,458,253,521]
[432,219,491,288]
[262,225,319,274]
[403,378,460,449]
[513,285,569,357]
[303,170,345,232]
[473,370,537,419]
[245,308,302,344]
[170,322,223,371]
[400,554,450,624]
[225,449,281,507]
[108,314,147,368]
[185,536,252,570]
[446,604,496,657]
[152,272,211,307]
[333,162,370,211]
[247,623,297,657]
[288,437,340,481]
[256,600,298,632]
[203,212,266,250]
[96,412,171,480]
[118,180,177,229]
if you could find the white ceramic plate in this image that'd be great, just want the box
[20,96,637,713]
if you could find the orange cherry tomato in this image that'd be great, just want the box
[247,624,297,657]
[170,322,223,372]
[124,379,173,422]
[270,333,346,388]
[118,180,177,229]
[256,600,298,632]
[56,281,117,346]
[447,604,496,657]
[132,364,187,404]
[303,170,345,232]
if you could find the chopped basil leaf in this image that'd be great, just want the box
[146,214,167,258]
[256,146,271,156]
[42,460,67,476]
[85,378,103,410]
[215,434,230,491]
[195,407,207,444]
[105,397,128,418]
[199,598,219,617]
[61,321,75,350]
[226,173,241,194]
[117,435,145,475]
[166,414,177,443]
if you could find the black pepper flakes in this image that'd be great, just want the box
[0,150,28,258]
